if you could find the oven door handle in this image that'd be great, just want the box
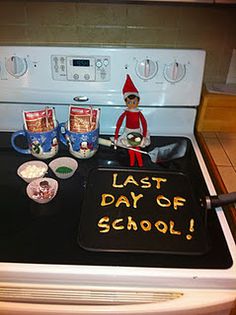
[73,96,89,102]
[0,287,235,314]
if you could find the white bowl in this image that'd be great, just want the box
[17,160,48,183]
[49,157,78,179]
[26,177,58,204]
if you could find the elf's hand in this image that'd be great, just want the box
[140,137,147,148]
[114,139,118,150]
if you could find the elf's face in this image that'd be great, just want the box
[126,96,139,110]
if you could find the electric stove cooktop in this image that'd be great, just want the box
[0,132,232,269]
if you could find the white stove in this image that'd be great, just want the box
[0,46,235,315]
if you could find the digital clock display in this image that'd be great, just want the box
[73,59,90,67]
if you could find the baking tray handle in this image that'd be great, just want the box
[204,192,236,210]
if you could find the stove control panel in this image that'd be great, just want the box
[0,46,206,107]
[51,55,111,82]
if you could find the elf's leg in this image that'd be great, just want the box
[128,149,135,167]
[135,147,143,167]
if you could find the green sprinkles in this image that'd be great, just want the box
[55,166,73,174]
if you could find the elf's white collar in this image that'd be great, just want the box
[125,108,140,112]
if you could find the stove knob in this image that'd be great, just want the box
[103,58,109,67]
[84,73,90,80]
[96,60,102,68]
[5,56,28,78]
[164,62,186,83]
[136,59,158,80]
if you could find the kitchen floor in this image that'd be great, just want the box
[202,132,236,193]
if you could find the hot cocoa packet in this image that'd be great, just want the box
[68,106,99,133]
[23,107,56,132]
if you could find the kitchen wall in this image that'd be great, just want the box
[0,0,236,83]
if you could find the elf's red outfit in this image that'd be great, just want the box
[114,74,148,143]
[114,109,147,141]
[114,74,150,167]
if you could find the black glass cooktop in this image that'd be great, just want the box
[0,132,232,269]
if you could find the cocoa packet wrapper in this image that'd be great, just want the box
[23,107,57,132]
[68,106,100,133]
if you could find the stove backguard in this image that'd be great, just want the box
[0,46,205,135]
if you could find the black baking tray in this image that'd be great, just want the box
[78,167,208,255]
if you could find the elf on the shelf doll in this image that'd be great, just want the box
[114,74,150,167]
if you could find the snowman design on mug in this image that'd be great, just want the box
[78,141,94,159]
[65,134,95,159]
[30,136,58,158]
[11,128,59,160]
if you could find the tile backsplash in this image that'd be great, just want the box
[0,1,236,83]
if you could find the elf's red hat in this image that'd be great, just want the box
[122,74,139,99]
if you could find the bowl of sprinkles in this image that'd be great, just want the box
[49,157,78,179]
[26,177,58,204]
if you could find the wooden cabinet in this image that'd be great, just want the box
[196,86,236,132]
[214,0,236,3]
